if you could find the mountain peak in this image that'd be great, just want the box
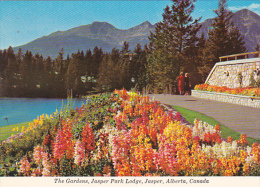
[235,8,255,14]
[232,8,260,24]
[129,21,153,31]
[90,21,116,29]
[234,9,260,19]
[139,21,153,28]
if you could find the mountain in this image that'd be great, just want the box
[13,21,154,58]
[231,9,260,52]
[12,9,260,58]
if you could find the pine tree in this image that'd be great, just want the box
[206,0,246,68]
[97,53,111,92]
[84,49,92,76]
[1,50,8,76]
[52,49,67,97]
[147,48,177,93]
[228,26,247,55]
[19,50,33,96]
[120,41,130,56]
[33,53,44,97]
[148,0,201,92]
[42,56,53,97]
[65,53,79,93]
[196,33,213,82]
[111,47,120,64]
[97,52,123,92]
[133,43,148,91]
[4,47,17,96]
[83,49,93,92]
[0,50,4,79]
[65,52,86,96]
[92,46,103,78]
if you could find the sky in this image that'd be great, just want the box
[1,0,260,50]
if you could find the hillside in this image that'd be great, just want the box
[12,9,260,58]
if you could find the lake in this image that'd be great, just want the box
[0,98,87,126]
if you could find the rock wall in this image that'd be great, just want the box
[192,90,260,108]
[206,58,260,88]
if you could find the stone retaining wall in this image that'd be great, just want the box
[206,58,260,88]
[192,90,260,109]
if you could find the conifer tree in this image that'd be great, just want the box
[20,50,33,96]
[65,53,79,93]
[84,49,93,92]
[97,51,125,92]
[42,56,53,97]
[0,50,8,96]
[111,47,120,64]
[84,49,92,76]
[53,49,67,97]
[65,52,86,96]
[4,47,17,96]
[97,53,111,92]
[30,53,43,96]
[0,50,4,78]
[196,33,213,82]
[229,26,247,55]
[120,41,130,56]
[206,0,246,68]
[148,0,201,92]
[92,46,103,78]
[133,43,148,91]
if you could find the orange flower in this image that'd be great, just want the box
[227,136,233,143]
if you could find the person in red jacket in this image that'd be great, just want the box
[177,72,185,95]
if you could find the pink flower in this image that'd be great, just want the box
[19,156,31,176]
[74,140,85,166]
[53,129,66,160]
[33,145,44,164]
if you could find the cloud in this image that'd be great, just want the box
[229,3,260,15]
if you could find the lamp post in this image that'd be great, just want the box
[4,117,9,125]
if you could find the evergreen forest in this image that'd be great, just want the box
[0,0,252,98]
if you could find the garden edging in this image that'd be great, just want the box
[191,90,260,109]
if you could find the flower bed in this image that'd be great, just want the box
[1,89,260,176]
[194,84,260,97]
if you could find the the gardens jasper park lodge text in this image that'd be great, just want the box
[54,178,210,184]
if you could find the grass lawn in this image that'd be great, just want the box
[172,105,260,146]
[0,121,31,142]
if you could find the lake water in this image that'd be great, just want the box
[0,98,87,126]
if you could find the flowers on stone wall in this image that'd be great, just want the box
[195,84,260,97]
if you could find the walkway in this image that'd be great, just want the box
[149,94,260,139]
